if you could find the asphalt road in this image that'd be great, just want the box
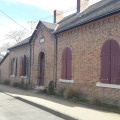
[0,92,64,120]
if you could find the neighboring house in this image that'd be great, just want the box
[0,0,120,106]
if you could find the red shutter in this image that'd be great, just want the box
[15,58,17,76]
[61,48,67,79]
[111,40,120,84]
[9,59,12,75]
[101,40,111,84]
[66,48,72,80]
[23,55,27,76]
[19,57,23,76]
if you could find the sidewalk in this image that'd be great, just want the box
[0,84,119,120]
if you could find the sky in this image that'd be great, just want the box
[0,0,101,54]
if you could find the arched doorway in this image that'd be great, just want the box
[39,52,45,86]
[101,40,120,84]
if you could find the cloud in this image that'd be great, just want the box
[6,0,76,13]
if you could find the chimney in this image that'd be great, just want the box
[77,0,80,13]
[54,10,63,23]
[77,0,89,13]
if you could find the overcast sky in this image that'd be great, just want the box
[0,0,101,53]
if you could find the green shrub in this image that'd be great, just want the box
[71,97,78,102]
[79,97,89,103]
[48,81,55,95]
[12,82,20,87]
[58,87,66,97]
[63,86,79,99]
[3,80,10,85]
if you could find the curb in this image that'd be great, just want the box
[4,92,79,120]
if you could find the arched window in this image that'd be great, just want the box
[101,40,120,85]
[61,47,72,80]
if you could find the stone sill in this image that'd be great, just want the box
[96,82,120,89]
[59,79,74,83]
[10,75,15,77]
[21,76,27,79]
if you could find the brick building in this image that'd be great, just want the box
[0,0,120,105]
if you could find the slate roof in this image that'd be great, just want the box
[8,21,57,50]
[8,0,120,50]
[55,0,120,33]
[8,36,31,50]
[0,53,9,65]
[42,21,57,32]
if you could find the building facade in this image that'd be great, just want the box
[0,0,120,106]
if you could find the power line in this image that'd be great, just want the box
[36,7,77,22]
[0,6,76,32]
[0,9,31,33]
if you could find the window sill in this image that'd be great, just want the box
[96,82,120,89]
[11,75,15,77]
[21,76,27,79]
[59,79,74,83]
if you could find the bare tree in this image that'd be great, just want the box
[6,30,26,44]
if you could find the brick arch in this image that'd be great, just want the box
[101,40,120,84]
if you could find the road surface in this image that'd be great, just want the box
[0,92,64,120]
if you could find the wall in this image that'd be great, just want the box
[0,55,10,83]
[30,23,55,88]
[8,44,30,85]
[56,13,120,105]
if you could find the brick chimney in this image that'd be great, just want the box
[54,10,63,23]
[77,0,89,13]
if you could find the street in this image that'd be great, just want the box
[0,92,64,120]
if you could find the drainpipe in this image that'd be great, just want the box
[54,35,57,89]
[28,42,31,86]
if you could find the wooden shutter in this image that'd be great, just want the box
[23,55,27,76]
[15,58,17,76]
[110,40,120,84]
[19,57,23,76]
[101,40,111,84]
[66,48,72,80]
[9,59,12,75]
[61,48,67,79]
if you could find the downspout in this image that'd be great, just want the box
[29,42,31,86]
[54,34,57,89]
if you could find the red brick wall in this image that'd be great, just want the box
[56,13,120,106]
[30,23,55,88]
[6,44,30,85]
[0,55,10,83]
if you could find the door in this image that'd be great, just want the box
[101,40,120,84]
[39,52,45,86]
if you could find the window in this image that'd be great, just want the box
[19,55,27,76]
[61,47,72,80]
[101,40,120,85]
[9,58,15,76]
[15,58,17,76]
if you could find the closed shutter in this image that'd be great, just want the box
[19,57,23,76]
[9,59,12,75]
[61,48,67,79]
[111,40,120,84]
[66,48,72,80]
[23,55,27,76]
[101,40,111,84]
[15,58,17,76]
